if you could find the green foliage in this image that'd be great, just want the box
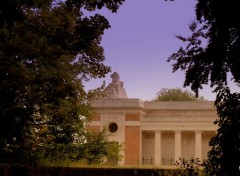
[79,129,123,165]
[35,128,123,166]
[168,0,240,175]
[175,157,205,176]
[0,0,125,165]
[153,88,206,101]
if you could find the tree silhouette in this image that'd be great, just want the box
[168,0,240,175]
[0,0,124,164]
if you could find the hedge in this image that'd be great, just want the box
[0,165,204,176]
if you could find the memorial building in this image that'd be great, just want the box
[89,72,217,166]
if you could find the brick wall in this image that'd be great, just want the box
[125,114,140,165]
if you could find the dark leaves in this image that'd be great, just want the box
[0,0,124,164]
[168,1,240,175]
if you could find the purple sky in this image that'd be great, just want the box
[84,0,237,101]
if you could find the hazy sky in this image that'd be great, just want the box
[84,0,232,101]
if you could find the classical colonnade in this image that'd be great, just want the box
[142,130,216,166]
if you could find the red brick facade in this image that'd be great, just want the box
[125,114,140,121]
[124,114,140,165]
[125,126,140,165]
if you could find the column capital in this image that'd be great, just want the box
[194,130,202,133]
[174,130,182,133]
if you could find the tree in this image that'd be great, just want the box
[79,129,123,165]
[167,0,240,175]
[40,128,123,166]
[0,0,124,165]
[152,88,205,101]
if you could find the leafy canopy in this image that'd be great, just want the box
[153,88,206,101]
[0,0,124,165]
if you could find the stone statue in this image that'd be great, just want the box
[111,72,120,84]
[104,72,128,99]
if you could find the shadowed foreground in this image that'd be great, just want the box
[0,165,205,176]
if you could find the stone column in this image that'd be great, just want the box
[174,130,181,162]
[195,130,202,160]
[154,130,162,166]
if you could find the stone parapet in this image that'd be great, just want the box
[92,98,144,109]
[144,101,215,110]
